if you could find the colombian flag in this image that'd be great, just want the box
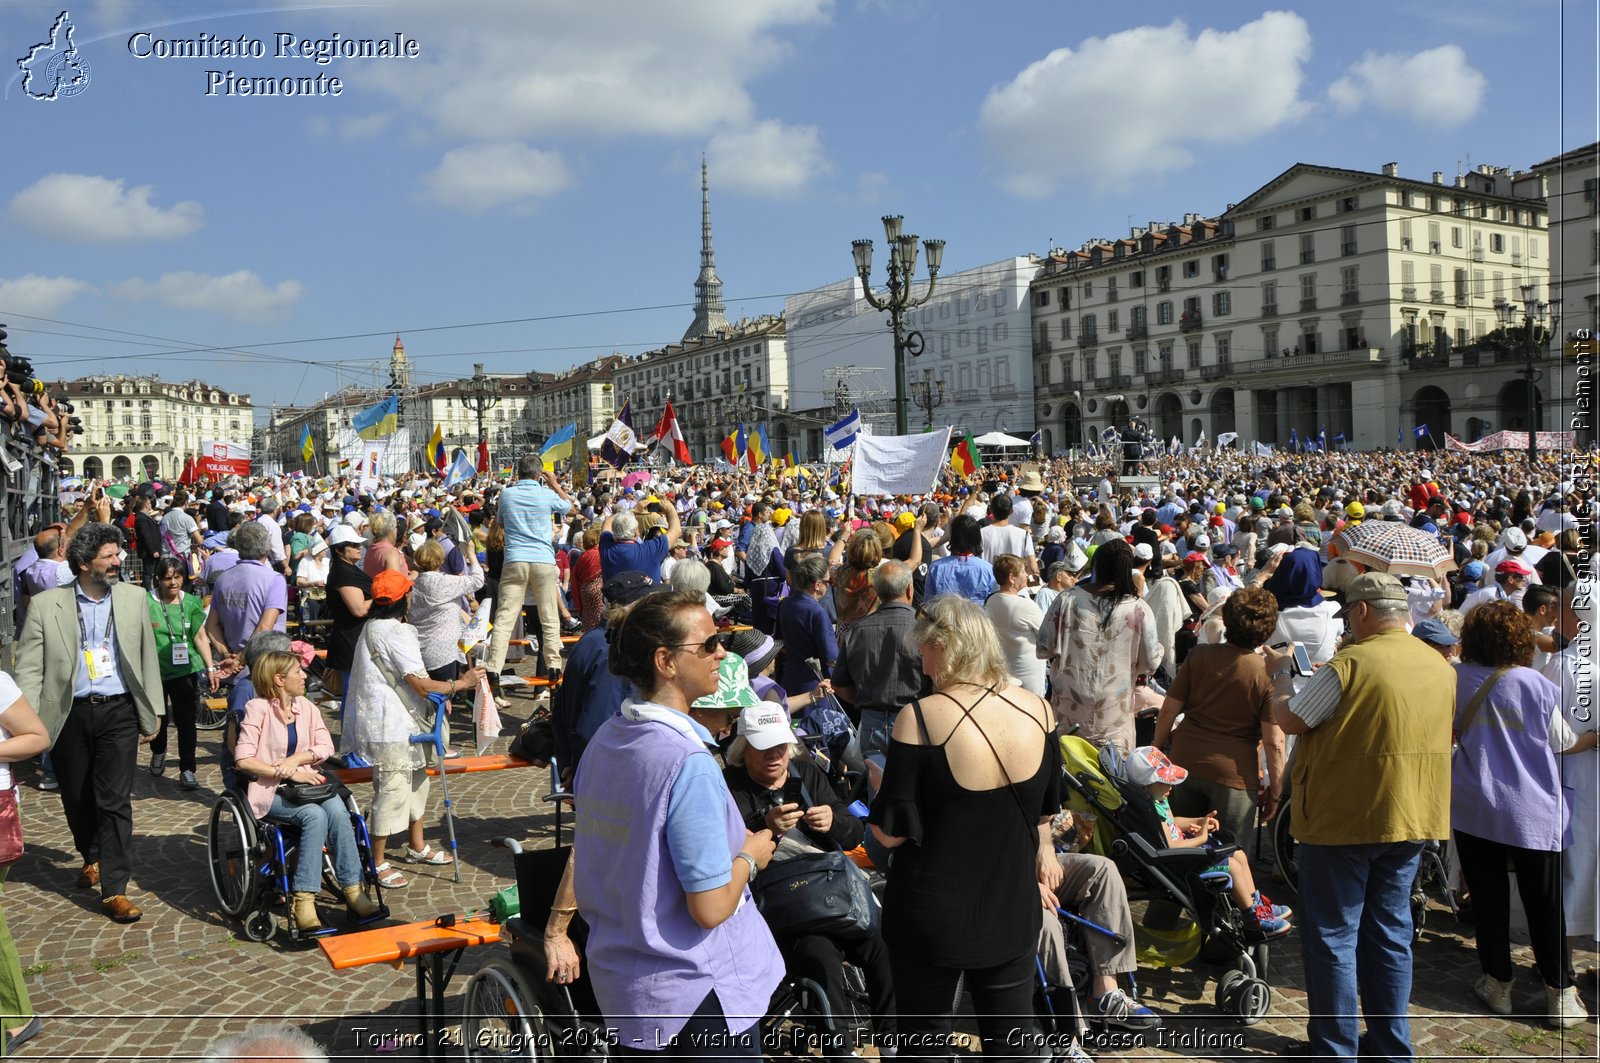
[951,433,982,477]
[748,424,769,472]
[427,423,446,473]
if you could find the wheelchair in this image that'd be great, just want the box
[206,783,389,943]
[461,839,876,1062]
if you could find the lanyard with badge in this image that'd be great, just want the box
[78,599,116,681]
[153,593,191,666]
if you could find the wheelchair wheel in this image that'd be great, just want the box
[1272,800,1297,891]
[1214,970,1247,1013]
[242,909,276,942]
[1233,978,1271,1026]
[463,958,548,1061]
[196,691,230,730]
[208,793,259,918]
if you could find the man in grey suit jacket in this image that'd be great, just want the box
[15,522,163,922]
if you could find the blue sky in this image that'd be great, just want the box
[1,0,1593,426]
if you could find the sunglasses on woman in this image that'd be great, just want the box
[671,633,726,656]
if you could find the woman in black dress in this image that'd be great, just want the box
[869,595,1062,1062]
[323,525,372,698]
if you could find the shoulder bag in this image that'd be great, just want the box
[752,780,878,940]
[1453,666,1509,750]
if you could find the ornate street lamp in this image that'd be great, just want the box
[910,368,946,432]
[851,216,945,434]
[454,363,500,467]
[1495,284,1552,466]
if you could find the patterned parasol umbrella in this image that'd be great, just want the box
[1331,521,1454,580]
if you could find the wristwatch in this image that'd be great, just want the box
[1270,668,1295,681]
[735,851,759,881]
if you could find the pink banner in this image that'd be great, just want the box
[1444,430,1573,453]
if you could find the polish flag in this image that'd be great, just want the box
[652,401,693,465]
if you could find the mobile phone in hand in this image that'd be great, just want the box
[1291,643,1314,676]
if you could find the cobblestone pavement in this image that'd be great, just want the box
[5,690,1596,1061]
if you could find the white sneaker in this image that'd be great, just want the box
[1473,974,1513,1015]
[1546,984,1587,1029]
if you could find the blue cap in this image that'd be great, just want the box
[1420,522,1438,534]
[1461,560,1485,581]
[342,504,356,514]
[1412,617,1458,646]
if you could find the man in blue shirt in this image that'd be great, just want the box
[486,457,574,688]
[599,503,681,582]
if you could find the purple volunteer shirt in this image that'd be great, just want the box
[212,558,287,651]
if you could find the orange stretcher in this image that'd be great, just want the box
[327,754,536,785]
[319,916,501,1061]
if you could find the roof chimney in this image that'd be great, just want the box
[1382,162,1398,177]
[1455,174,1467,188]
[1432,171,1443,184]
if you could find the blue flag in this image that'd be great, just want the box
[1289,428,1299,450]
[1101,426,1120,443]
[1333,431,1347,445]
[353,395,399,440]
[443,450,477,488]
[1413,423,1429,439]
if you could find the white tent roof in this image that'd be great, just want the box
[973,431,1032,448]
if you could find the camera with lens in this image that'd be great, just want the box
[3,353,38,396]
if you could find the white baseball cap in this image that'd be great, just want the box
[327,525,364,547]
[738,704,795,751]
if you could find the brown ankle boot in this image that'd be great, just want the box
[343,884,379,918]
[291,891,322,932]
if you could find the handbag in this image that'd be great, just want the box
[751,780,877,940]
[278,779,347,805]
[0,788,23,867]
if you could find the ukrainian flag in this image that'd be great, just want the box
[300,424,314,463]
[540,422,578,471]
[353,395,399,440]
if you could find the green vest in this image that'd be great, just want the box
[1290,628,1454,845]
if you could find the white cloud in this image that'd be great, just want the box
[1328,46,1486,126]
[707,121,829,197]
[345,0,830,141]
[978,13,1313,195]
[110,271,304,323]
[9,174,203,242]
[0,274,94,318]
[421,142,573,211]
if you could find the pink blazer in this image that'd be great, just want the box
[235,695,335,820]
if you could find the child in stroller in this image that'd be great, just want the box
[1126,746,1292,942]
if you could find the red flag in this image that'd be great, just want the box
[476,439,489,474]
[178,455,196,485]
[652,401,693,465]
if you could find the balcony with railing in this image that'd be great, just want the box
[1340,290,1359,305]
[1200,363,1230,382]
[1299,297,1317,311]
[1109,374,1132,389]
[1401,286,1417,302]
[1148,367,1185,386]
[1126,325,1148,340]
[1261,303,1278,317]
[1106,288,1119,303]
[1079,331,1100,348]
[1430,289,1446,304]
[1033,339,1053,355]
[1178,311,1203,333]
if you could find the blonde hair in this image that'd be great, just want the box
[368,511,396,541]
[414,539,446,572]
[912,594,1008,689]
[253,650,303,706]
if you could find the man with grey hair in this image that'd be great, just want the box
[201,1023,329,1063]
[205,520,287,674]
[832,560,925,762]
[254,494,290,577]
[1266,572,1454,1060]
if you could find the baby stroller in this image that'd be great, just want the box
[1057,735,1275,1025]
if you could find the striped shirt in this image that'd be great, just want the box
[1287,663,1343,729]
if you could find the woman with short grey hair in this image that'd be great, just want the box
[201,1024,328,1063]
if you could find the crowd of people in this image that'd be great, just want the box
[0,441,1593,1059]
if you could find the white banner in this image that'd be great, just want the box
[198,439,251,477]
[356,440,389,493]
[851,428,951,497]
[1445,429,1574,453]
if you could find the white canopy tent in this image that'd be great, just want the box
[972,431,1033,448]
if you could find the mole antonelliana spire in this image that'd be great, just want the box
[683,157,729,342]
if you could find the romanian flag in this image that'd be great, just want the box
[427,422,446,473]
[748,423,769,472]
[720,423,745,465]
[951,433,982,477]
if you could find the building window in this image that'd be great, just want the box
[1260,240,1276,271]
[1299,233,1315,264]
[1337,195,1358,213]
[1183,260,1199,278]
[1213,291,1231,316]
[1341,266,1360,302]
[1058,287,1071,309]
[1033,291,1050,307]
[1107,310,1120,333]
[1084,355,1097,380]
[1261,280,1278,314]
[1400,218,1413,250]
[1341,224,1357,256]
[1157,301,1173,325]
[1296,205,1316,223]
[1215,333,1232,365]
[1157,342,1173,367]
[1262,326,1280,358]
[1299,273,1317,311]
[1081,314,1096,340]
[1301,324,1319,355]
[1186,341,1201,370]
[1134,348,1147,375]
[1129,270,1144,289]
[1257,215,1276,231]
[1428,221,1441,254]
[1451,225,1463,248]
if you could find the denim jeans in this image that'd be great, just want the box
[858,709,894,870]
[267,792,362,894]
[1296,840,1424,1062]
